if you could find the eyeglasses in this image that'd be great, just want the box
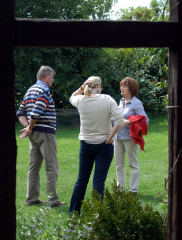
[120,85,128,89]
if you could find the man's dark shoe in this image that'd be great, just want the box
[51,201,67,207]
[27,199,47,206]
[35,199,47,204]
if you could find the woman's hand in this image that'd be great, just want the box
[81,79,92,90]
[106,137,113,145]
[121,119,131,128]
[105,125,121,144]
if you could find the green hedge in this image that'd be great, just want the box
[59,180,165,239]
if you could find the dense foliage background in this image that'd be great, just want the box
[15,0,169,117]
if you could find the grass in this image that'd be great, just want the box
[16,116,168,238]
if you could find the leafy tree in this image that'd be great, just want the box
[15,0,118,19]
[15,46,104,109]
[117,6,153,21]
[116,0,169,21]
[15,0,117,110]
[150,0,169,21]
[15,0,169,116]
[104,0,169,116]
[97,47,168,116]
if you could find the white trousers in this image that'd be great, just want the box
[114,139,139,193]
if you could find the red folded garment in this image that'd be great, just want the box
[128,115,148,151]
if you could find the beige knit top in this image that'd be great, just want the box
[69,94,123,141]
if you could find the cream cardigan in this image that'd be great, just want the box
[69,94,123,141]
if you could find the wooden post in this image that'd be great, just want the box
[167,0,182,239]
[0,0,16,239]
[0,0,181,239]
[14,19,177,48]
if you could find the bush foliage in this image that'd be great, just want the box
[15,46,168,117]
[59,180,165,240]
[98,47,168,117]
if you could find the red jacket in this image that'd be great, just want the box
[128,115,148,151]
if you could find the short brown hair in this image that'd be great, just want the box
[120,77,139,98]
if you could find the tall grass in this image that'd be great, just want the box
[16,116,168,238]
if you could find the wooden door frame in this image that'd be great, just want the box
[0,0,181,239]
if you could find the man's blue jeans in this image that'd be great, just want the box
[69,140,114,214]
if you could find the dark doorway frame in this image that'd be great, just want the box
[0,0,181,239]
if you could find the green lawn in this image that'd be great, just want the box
[16,116,168,238]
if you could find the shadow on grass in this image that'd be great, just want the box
[32,203,70,212]
[138,194,167,208]
[139,194,157,201]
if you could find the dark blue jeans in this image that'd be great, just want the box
[69,140,114,214]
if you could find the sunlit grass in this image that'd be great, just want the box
[16,116,168,237]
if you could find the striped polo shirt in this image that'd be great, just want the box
[16,80,56,134]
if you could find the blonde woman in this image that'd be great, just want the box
[69,76,124,214]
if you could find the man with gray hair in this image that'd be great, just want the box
[17,66,66,207]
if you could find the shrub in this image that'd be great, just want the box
[16,206,61,240]
[60,180,165,239]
